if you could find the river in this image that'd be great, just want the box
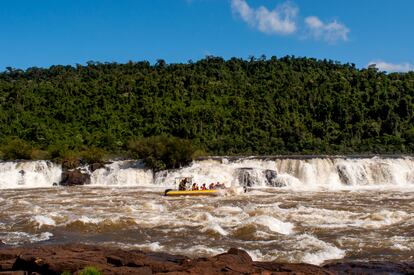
[0,157,413,266]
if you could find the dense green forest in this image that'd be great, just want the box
[0,56,413,168]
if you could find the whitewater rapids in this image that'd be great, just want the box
[0,156,413,265]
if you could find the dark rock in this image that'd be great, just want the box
[237,168,283,187]
[89,163,105,172]
[1,244,413,275]
[254,262,335,274]
[225,248,252,264]
[337,165,351,185]
[107,255,123,267]
[59,170,91,186]
[146,251,188,265]
[194,248,255,274]
[263,169,285,187]
[237,168,256,187]
[12,255,52,275]
[112,266,152,275]
[0,250,18,271]
[324,261,414,275]
[0,259,16,271]
[336,164,368,185]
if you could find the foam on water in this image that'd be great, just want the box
[249,215,294,235]
[78,216,106,224]
[214,206,244,215]
[173,245,227,257]
[289,206,410,229]
[100,241,165,252]
[1,186,413,265]
[32,215,56,228]
[392,243,410,251]
[244,249,264,261]
[140,242,164,251]
[361,210,409,229]
[294,234,346,265]
[390,236,414,251]
[0,232,53,245]
[141,201,166,212]
[201,222,228,236]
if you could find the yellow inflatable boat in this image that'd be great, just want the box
[164,189,219,196]
[163,177,224,196]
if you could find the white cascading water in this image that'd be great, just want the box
[0,160,62,189]
[89,160,154,186]
[1,157,414,189]
[154,157,414,190]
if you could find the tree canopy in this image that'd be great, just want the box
[0,56,413,167]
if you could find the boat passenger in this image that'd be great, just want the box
[179,179,186,191]
[209,183,215,190]
[201,183,207,190]
[216,182,224,189]
[192,183,199,191]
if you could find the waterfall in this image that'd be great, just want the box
[152,157,414,189]
[0,160,62,189]
[90,160,154,186]
[1,157,414,189]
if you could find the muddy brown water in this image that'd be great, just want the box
[0,186,413,265]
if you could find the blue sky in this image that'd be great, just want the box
[1,0,413,72]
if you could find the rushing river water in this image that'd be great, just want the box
[0,157,414,266]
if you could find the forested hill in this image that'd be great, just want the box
[1,56,414,166]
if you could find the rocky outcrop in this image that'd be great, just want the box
[236,168,282,187]
[237,168,258,187]
[59,169,91,186]
[1,244,412,274]
[89,162,106,172]
[324,261,414,274]
[0,244,330,274]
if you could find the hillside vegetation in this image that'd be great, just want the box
[0,56,413,168]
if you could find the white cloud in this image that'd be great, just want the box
[368,61,414,73]
[305,16,349,43]
[231,0,298,35]
[231,1,350,43]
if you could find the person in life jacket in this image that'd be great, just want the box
[192,183,199,191]
[209,183,215,190]
[201,183,207,190]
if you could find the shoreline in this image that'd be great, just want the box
[196,154,414,161]
[2,153,414,163]
[0,243,413,274]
